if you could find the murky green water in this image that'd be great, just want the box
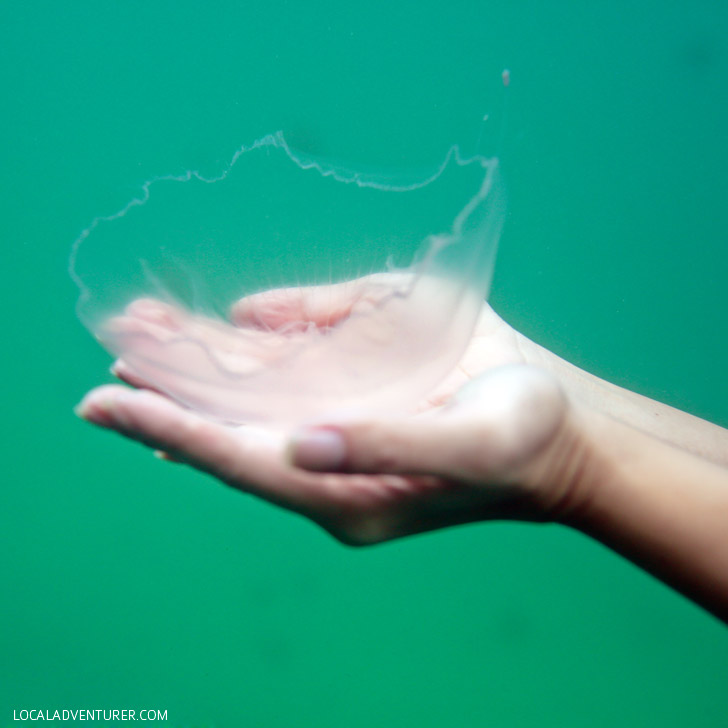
[1,1,726,726]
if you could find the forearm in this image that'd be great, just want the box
[518,333,728,467]
[564,407,728,623]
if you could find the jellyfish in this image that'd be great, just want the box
[69,131,505,426]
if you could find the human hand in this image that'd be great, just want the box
[77,279,587,544]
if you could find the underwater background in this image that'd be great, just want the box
[1,1,727,726]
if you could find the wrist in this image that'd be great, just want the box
[549,407,628,528]
[499,381,606,525]
[554,405,728,621]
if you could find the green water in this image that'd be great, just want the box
[2,1,727,726]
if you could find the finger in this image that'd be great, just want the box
[110,361,179,423]
[119,299,266,358]
[75,385,249,483]
[289,416,481,479]
[125,298,185,330]
[75,385,345,513]
[111,359,160,391]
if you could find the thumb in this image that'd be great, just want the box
[288,415,467,477]
[287,366,566,481]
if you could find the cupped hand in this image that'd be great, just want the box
[77,278,588,544]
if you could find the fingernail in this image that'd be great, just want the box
[290,428,347,471]
[75,390,132,428]
[73,402,87,419]
[74,394,114,426]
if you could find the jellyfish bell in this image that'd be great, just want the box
[70,131,505,426]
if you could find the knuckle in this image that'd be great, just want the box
[346,424,407,472]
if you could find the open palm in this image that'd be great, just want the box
[78,277,575,543]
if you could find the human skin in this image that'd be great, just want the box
[76,283,728,622]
